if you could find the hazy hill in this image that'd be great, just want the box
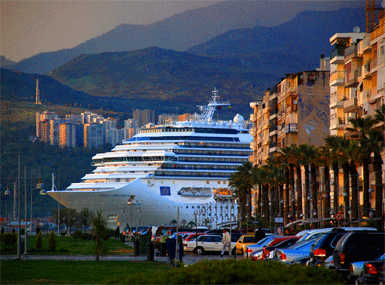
[1,68,138,114]
[0,56,16,68]
[8,1,363,74]
[46,47,276,115]
[188,8,366,76]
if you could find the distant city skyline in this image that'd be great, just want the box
[1,0,363,63]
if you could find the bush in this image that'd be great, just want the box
[1,233,17,253]
[126,259,344,284]
[35,231,42,250]
[48,231,56,252]
[73,230,82,241]
[1,233,17,247]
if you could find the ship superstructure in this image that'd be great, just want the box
[48,88,252,228]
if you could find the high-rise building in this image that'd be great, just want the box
[59,123,76,148]
[36,111,58,137]
[133,109,155,127]
[50,118,66,146]
[84,123,104,149]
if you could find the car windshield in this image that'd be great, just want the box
[243,236,255,243]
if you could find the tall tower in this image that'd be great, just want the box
[35,79,42,104]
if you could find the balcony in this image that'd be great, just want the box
[345,69,359,88]
[250,114,256,122]
[344,44,357,62]
[357,37,371,55]
[330,71,345,86]
[329,117,345,130]
[284,123,298,133]
[362,63,371,78]
[344,97,360,113]
[330,92,344,109]
[330,49,345,64]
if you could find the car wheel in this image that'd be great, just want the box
[195,247,204,255]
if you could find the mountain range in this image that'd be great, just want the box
[2,4,367,118]
[5,1,364,75]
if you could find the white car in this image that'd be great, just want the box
[183,234,235,255]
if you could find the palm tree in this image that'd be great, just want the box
[318,145,332,218]
[229,162,253,222]
[345,140,362,222]
[92,210,107,261]
[325,136,344,215]
[347,116,376,218]
[265,157,285,219]
[366,129,384,222]
[278,146,297,221]
[372,105,385,223]
[297,144,314,219]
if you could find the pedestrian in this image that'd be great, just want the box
[221,229,231,257]
[36,225,41,235]
[254,227,266,243]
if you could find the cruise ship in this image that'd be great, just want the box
[48,88,253,229]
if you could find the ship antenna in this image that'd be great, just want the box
[198,87,230,121]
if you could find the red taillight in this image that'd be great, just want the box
[340,253,345,264]
[251,255,258,261]
[365,264,378,275]
[247,248,253,253]
[314,249,326,257]
[280,252,286,261]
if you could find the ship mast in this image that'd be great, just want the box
[198,87,230,121]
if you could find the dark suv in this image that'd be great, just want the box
[333,231,385,278]
[308,228,347,266]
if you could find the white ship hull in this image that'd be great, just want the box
[49,177,237,229]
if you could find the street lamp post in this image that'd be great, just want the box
[2,155,45,258]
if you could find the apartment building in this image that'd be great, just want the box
[59,122,76,148]
[329,12,384,136]
[133,109,156,127]
[84,123,104,149]
[250,57,330,166]
[36,111,58,137]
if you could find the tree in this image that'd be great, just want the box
[92,210,107,261]
[78,208,95,233]
[347,116,376,217]
[48,231,56,252]
[325,135,344,214]
[229,162,254,222]
[35,231,42,251]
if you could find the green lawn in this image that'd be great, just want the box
[0,260,171,284]
[1,235,132,255]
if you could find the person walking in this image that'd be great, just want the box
[254,227,266,243]
[221,229,231,257]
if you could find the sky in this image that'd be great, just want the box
[1,0,364,63]
[1,0,221,62]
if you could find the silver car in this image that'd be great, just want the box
[275,239,316,264]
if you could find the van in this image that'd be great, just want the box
[332,231,385,278]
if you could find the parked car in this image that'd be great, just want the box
[323,255,335,269]
[234,235,256,255]
[275,239,316,264]
[183,234,236,255]
[244,236,291,258]
[357,258,385,285]
[308,228,348,266]
[182,232,206,242]
[349,254,385,283]
[333,231,385,279]
[250,237,300,261]
[297,227,377,244]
